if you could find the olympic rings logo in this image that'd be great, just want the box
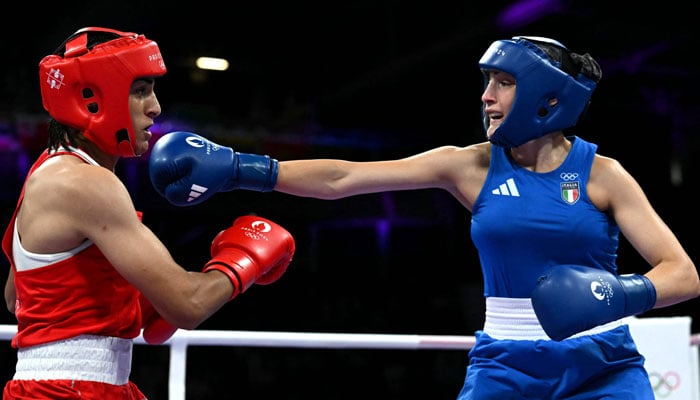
[648,371,681,398]
[560,172,579,181]
[241,221,272,241]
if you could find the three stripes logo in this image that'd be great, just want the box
[491,173,582,204]
[187,184,208,203]
[185,135,210,203]
[491,178,519,196]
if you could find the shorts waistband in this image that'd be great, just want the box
[483,297,631,341]
[14,334,133,385]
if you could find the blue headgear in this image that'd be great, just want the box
[478,36,598,147]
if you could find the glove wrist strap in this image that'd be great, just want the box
[203,252,258,300]
[229,153,279,192]
[619,274,657,316]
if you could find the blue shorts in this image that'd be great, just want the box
[457,325,654,399]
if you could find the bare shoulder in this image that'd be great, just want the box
[21,156,136,251]
[420,142,490,167]
[590,153,633,185]
[29,158,127,206]
[462,141,491,167]
[589,153,643,211]
[419,142,490,209]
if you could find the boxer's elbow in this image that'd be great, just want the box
[4,281,15,314]
[5,293,15,314]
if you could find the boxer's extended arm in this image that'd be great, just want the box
[531,264,656,341]
[149,131,278,206]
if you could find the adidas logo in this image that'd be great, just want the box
[188,184,208,202]
[491,178,520,197]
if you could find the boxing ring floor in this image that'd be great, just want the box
[1,320,699,400]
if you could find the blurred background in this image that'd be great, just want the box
[0,1,698,398]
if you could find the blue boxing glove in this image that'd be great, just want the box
[149,131,278,206]
[531,265,656,341]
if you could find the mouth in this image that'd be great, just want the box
[487,110,503,119]
[487,112,504,127]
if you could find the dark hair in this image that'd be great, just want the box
[47,119,79,152]
[529,38,602,83]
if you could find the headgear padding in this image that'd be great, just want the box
[39,27,167,157]
[479,36,598,147]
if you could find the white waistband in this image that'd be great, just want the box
[483,297,631,341]
[14,335,133,385]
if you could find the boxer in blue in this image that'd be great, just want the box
[148,36,700,398]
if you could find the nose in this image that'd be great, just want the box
[481,81,495,105]
[148,93,162,118]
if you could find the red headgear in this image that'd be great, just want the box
[39,27,167,157]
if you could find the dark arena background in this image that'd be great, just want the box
[0,1,698,399]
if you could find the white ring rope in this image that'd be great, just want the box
[2,324,699,400]
[141,329,478,349]
[0,324,475,349]
[2,324,699,348]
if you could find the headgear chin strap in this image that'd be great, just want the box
[39,27,167,157]
[478,36,598,148]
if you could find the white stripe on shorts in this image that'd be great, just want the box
[483,297,631,340]
[14,334,132,385]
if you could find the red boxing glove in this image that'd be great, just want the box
[203,215,295,300]
[139,292,178,345]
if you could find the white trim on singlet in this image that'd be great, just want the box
[12,146,98,272]
[13,220,93,271]
[50,145,100,165]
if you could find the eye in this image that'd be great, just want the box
[130,79,155,96]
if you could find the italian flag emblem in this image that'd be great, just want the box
[561,181,580,205]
